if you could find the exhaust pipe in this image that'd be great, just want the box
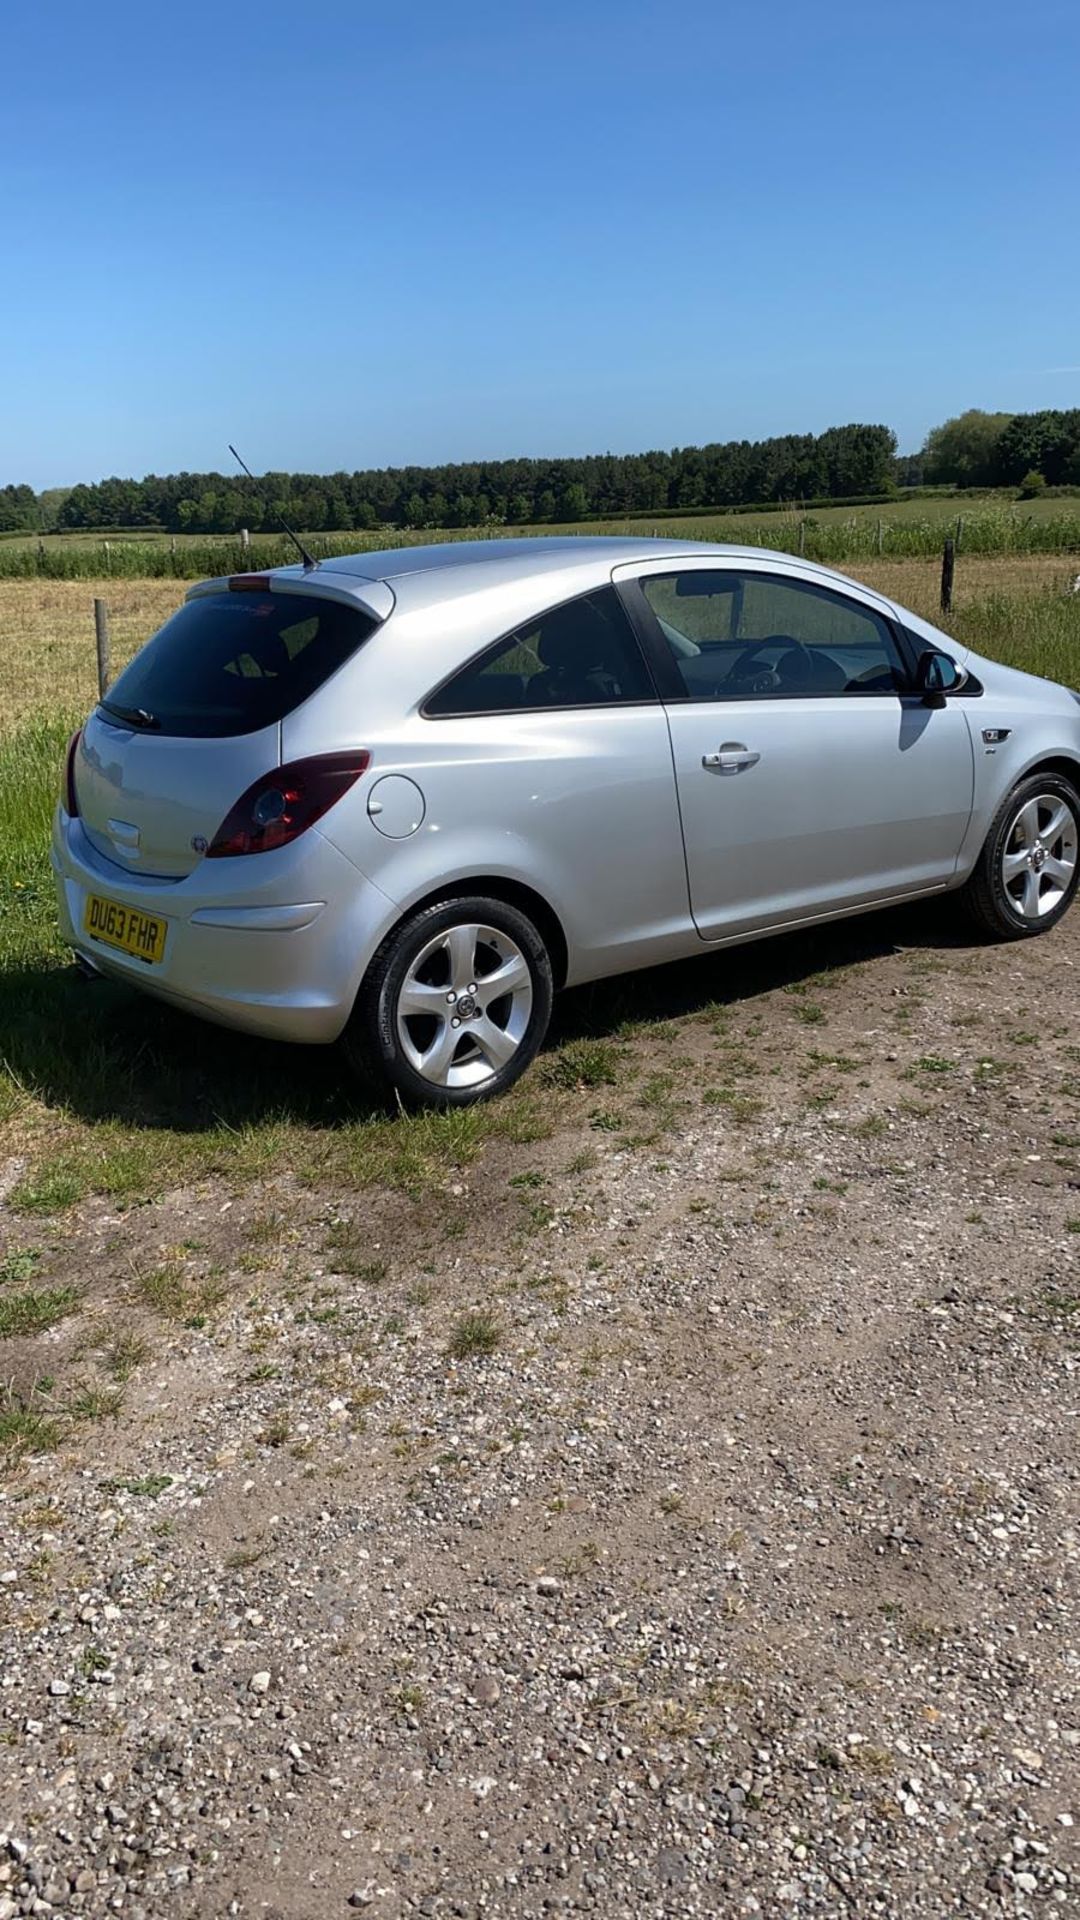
[72,953,102,982]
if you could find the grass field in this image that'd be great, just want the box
[0,553,1077,1231]
[3,555,1079,728]
[4,490,1080,579]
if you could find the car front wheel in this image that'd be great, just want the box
[960,771,1080,939]
[349,895,554,1107]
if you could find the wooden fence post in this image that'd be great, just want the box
[798,518,805,555]
[93,599,111,696]
[940,537,955,613]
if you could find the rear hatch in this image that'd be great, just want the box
[74,580,383,879]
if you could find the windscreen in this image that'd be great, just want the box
[99,590,379,738]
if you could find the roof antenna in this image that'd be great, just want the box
[228,444,318,571]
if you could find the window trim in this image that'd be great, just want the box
[617,567,918,704]
[420,583,662,719]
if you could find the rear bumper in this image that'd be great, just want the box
[51,809,398,1044]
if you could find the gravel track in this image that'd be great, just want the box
[1,906,1078,1917]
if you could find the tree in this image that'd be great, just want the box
[922,411,1013,487]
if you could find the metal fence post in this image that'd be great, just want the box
[93,598,111,696]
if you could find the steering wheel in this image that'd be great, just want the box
[729,637,813,694]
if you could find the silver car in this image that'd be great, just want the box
[53,537,1080,1106]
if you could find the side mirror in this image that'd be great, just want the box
[915,648,966,706]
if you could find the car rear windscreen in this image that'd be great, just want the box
[98,590,380,738]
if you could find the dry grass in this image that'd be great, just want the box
[0,579,183,733]
[842,554,1076,621]
[0,558,1074,736]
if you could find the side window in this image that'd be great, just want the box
[425,587,655,715]
[641,571,906,700]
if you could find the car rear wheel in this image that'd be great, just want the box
[959,772,1080,940]
[348,895,554,1108]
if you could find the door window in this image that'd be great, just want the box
[640,571,906,700]
[425,587,655,715]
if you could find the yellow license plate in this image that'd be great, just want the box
[84,894,167,965]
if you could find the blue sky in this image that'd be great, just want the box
[4,0,1079,489]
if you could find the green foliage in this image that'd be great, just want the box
[13,421,899,541]
[923,410,1014,487]
[1018,469,1047,499]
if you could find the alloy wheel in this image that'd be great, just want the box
[395,921,534,1090]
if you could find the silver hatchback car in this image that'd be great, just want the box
[53,537,1080,1106]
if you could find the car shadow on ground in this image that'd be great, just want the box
[0,899,983,1135]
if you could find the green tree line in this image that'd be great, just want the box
[4,410,1079,537]
[3,423,897,535]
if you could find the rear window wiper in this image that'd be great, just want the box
[101,702,161,731]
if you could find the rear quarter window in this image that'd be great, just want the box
[99,590,379,738]
[424,586,655,715]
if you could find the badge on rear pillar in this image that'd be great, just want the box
[191,834,208,855]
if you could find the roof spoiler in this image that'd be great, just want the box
[186,571,395,624]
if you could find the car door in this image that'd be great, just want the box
[615,560,975,942]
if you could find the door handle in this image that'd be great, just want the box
[702,743,760,773]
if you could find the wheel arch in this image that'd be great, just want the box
[367,876,570,992]
[1021,752,1080,792]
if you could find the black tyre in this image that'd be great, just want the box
[959,772,1080,940]
[347,895,554,1108]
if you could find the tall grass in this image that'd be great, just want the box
[3,506,1080,580]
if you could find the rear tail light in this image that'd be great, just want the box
[62,729,82,817]
[206,751,370,858]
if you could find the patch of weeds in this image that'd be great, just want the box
[103,1334,148,1383]
[1066,1220,1080,1235]
[803,1050,858,1076]
[0,1247,40,1286]
[407,1279,434,1307]
[509,1170,546,1189]
[521,1198,555,1233]
[244,1361,280,1383]
[658,1491,683,1515]
[324,1221,389,1283]
[102,1473,173,1498]
[68,1385,123,1425]
[526,1272,570,1312]
[579,1339,604,1379]
[792,1001,826,1027]
[225,1544,266,1570]
[0,1285,78,1340]
[903,1055,955,1079]
[258,1414,291,1448]
[132,1262,223,1326]
[852,1113,888,1138]
[559,1540,601,1577]
[563,1148,597,1175]
[7,1161,86,1215]
[0,1388,62,1461]
[394,1683,424,1715]
[702,1087,763,1124]
[542,1039,623,1091]
[589,1107,622,1132]
[447,1310,501,1360]
[1043,1288,1079,1316]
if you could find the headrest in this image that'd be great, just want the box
[536,605,611,672]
